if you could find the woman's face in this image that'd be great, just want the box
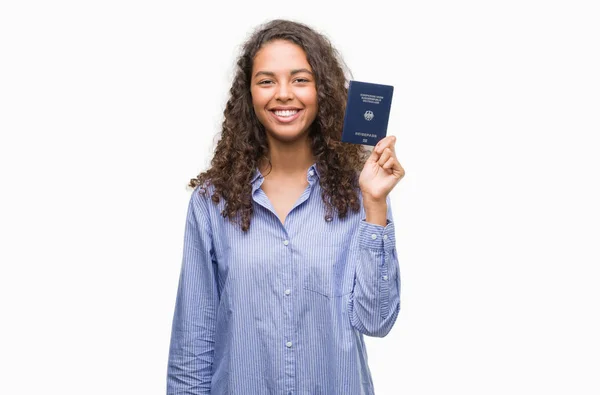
[250,40,318,143]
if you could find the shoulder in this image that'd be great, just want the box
[188,180,227,225]
[187,182,214,218]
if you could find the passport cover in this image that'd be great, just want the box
[341,80,394,146]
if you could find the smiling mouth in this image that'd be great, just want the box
[269,109,302,123]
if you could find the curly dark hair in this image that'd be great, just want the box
[189,19,371,232]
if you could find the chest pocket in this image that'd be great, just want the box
[303,242,353,298]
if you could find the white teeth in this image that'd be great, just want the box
[273,110,299,117]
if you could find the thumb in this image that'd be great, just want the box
[367,144,380,163]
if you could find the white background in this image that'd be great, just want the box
[1,1,599,394]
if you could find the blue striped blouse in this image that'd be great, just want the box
[167,162,401,395]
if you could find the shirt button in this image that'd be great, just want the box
[285,289,291,295]
[383,275,388,281]
[371,234,377,240]
[383,235,388,240]
[309,170,314,176]
[283,240,289,246]
[286,341,293,348]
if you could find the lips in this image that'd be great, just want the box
[269,108,302,123]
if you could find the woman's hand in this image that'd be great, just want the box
[359,136,405,204]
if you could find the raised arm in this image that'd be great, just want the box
[348,194,401,337]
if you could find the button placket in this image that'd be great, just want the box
[281,231,295,392]
[379,248,390,319]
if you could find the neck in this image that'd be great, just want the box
[259,135,315,179]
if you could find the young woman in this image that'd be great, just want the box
[167,19,405,395]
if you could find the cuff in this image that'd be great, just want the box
[358,218,396,251]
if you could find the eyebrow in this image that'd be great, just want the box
[253,68,313,79]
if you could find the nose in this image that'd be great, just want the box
[275,82,293,101]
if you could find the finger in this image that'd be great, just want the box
[367,145,381,163]
[386,136,397,155]
[374,137,390,153]
[390,157,405,177]
[375,135,396,154]
[383,157,396,171]
[377,148,392,167]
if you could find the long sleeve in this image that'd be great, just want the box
[349,194,401,337]
[167,188,219,394]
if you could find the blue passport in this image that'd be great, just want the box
[341,80,394,146]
